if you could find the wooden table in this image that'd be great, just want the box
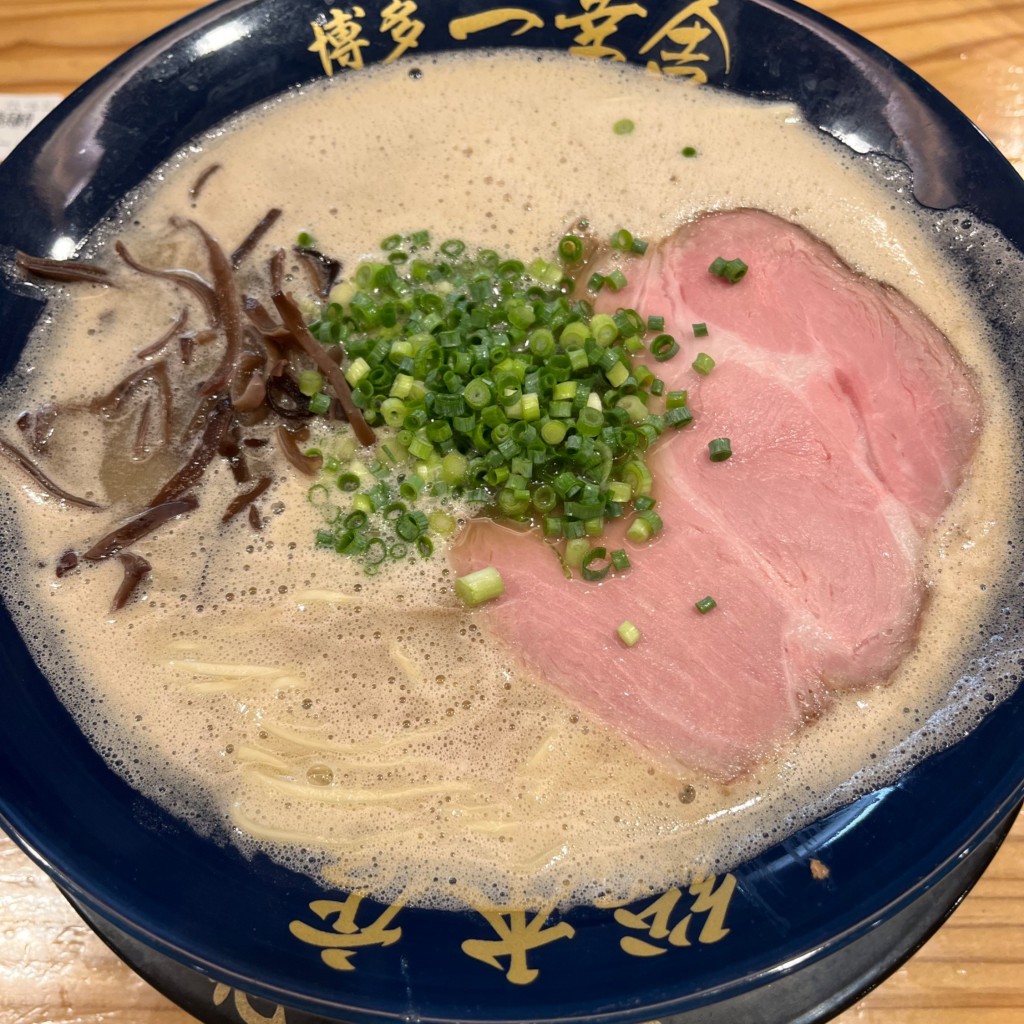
[0,1,1021,1022]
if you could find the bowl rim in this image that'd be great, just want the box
[1,1,1022,1020]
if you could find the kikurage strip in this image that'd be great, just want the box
[174,218,244,397]
[178,328,218,366]
[152,396,234,506]
[276,425,323,476]
[0,434,104,509]
[231,208,282,269]
[231,344,270,412]
[243,295,292,342]
[137,308,189,359]
[219,420,251,484]
[270,250,375,446]
[115,240,218,322]
[16,252,112,286]
[81,495,199,563]
[222,475,272,523]
[294,245,342,297]
[90,360,173,445]
[189,163,222,204]
[16,404,59,453]
[111,552,153,611]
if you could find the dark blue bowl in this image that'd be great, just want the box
[1,2,1022,1022]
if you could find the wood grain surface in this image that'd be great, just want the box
[0,2,1021,1022]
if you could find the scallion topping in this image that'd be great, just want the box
[626,509,663,544]
[301,229,732,579]
[695,595,717,614]
[613,118,635,135]
[605,268,628,292]
[709,256,748,283]
[692,352,716,375]
[558,234,584,263]
[308,392,331,415]
[708,437,732,462]
[610,548,631,571]
[455,566,505,607]
[617,620,641,646]
[581,546,612,582]
[610,228,634,252]
[650,334,679,362]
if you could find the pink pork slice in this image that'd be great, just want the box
[450,210,982,781]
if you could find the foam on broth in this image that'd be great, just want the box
[0,51,1020,911]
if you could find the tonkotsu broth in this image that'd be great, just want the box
[0,51,1019,912]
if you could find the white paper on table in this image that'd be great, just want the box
[0,94,62,161]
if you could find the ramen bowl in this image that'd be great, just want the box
[0,2,1022,1023]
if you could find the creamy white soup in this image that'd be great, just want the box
[0,51,1019,912]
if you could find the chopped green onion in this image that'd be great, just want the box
[455,566,505,607]
[617,620,641,646]
[692,322,709,337]
[692,352,716,375]
[399,474,425,500]
[605,268,628,292]
[613,118,635,135]
[308,392,331,415]
[298,369,324,396]
[708,437,732,462]
[396,509,429,540]
[463,378,492,410]
[440,238,466,258]
[342,510,368,530]
[365,537,388,565]
[590,313,619,347]
[664,405,694,428]
[581,546,611,581]
[558,234,584,263]
[429,511,456,535]
[610,228,634,251]
[621,460,653,497]
[650,334,679,362]
[695,595,717,614]
[681,146,698,157]
[709,256,749,283]
[626,509,663,544]
[564,537,590,570]
[541,419,568,445]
